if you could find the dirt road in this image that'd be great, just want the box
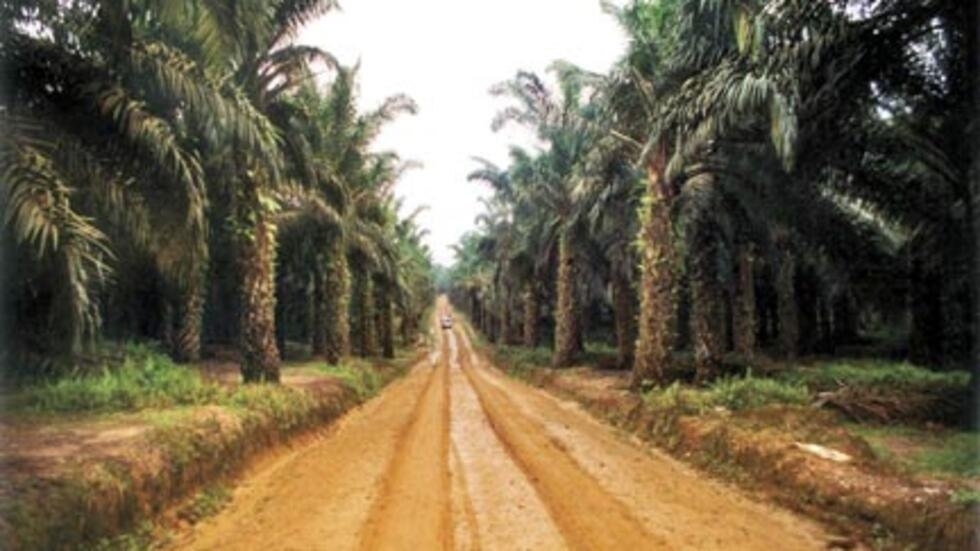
[177,299,835,550]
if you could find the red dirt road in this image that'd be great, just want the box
[176,299,836,550]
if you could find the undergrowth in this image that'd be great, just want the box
[312,361,384,399]
[850,425,980,478]
[15,344,397,414]
[643,373,810,413]
[22,350,219,412]
[493,345,552,380]
[781,360,970,392]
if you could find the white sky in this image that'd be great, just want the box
[299,1,627,266]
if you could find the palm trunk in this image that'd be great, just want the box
[235,182,280,383]
[611,269,635,370]
[776,248,799,360]
[161,300,174,354]
[172,267,205,363]
[733,246,757,357]
[311,258,326,356]
[523,282,539,347]
[400,309,413,346]
[633,145,677,385]
[353,269,377,357]
[378,279,395,359]
[323,239,350,364]
[498,286,511,345]
[690,231,725,383]
[967,22,980,417]
[553,230,579,367]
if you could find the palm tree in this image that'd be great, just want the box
[162,0,341,382]
[1,3,276,368]
[491,70,600,366]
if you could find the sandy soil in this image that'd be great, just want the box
[175,298,836,550]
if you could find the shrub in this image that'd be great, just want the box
[23,351,219,413]
[314,362,383,399]
[704,374,810,411]
[224,385,314,432]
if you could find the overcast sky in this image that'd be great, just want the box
[299,1,627,266]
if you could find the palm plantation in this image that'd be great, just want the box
[1,1,978,549]
[1,0,433,379]
[451,0,978,393]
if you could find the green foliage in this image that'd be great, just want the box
[86,521,159,551]
[951,489,980,505]
[180,484,232,524]
[644,373,810,413]
[852,425,980,479]
[224,385,315,432]
[16,344,400,415]
[493,346,553,380]
[783,360,970,392]
[22,349,219,413]
[313,362,383,400]
[705,375,810,411]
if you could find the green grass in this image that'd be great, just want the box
[644,373,810,413]
[21,349,220,413]
[850,425,980,479]
[781,359,970,392]
[310,361,384,399]
[492,345,552,379]
[180,484,232,524]
[15,344,404,414]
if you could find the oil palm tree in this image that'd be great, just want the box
[1,3,277,368]
[491,70,600,366]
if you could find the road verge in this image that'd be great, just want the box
[484,347,978,550]
[0,352,420,550]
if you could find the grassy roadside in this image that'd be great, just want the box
[485,343,979,550]
[0,345,421,550]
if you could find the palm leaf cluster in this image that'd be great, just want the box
[1,0,434,380]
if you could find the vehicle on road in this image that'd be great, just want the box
[440,315,453,329]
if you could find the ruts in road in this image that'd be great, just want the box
[176,298,835,551]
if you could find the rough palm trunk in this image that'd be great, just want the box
[498,286,512,345]
[311,258,326,356]
[733,246,757,357]
[353,269,377,357]
[160,300,174,354]
[235,182,280,383]
[633,145,677,385]
[611,269,635,370]
[323,239,350,364]
[400,308,413,346]
[378,279,395,359]
[274,267,287,360]
[966,15,980,416]
[690,234,725,383]
[172,266,205,363]
[776,248,799,359]
[523,282,539,347]
[553,230,579,367]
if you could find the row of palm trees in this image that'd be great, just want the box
[449,0,978,388]
[1,1,434,382]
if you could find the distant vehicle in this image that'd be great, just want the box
[440,314,453,329]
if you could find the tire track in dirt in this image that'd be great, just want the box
[356,328,453,550]
[446,329,567,550]
[456,328,666,550]
[454,320,831,551]
[177,361,437,551]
